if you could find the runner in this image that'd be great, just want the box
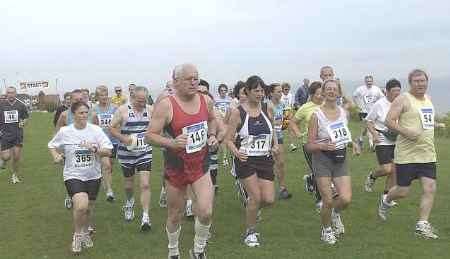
[91,85,118,202]
[48,101,113,254]
[306,79,352,244]
[280,83,297,152]
[352,75,384,151]
[226,75,279,247]
[268,83,292,199]
[81,88,93,108]
[289,81,324,206]
[214,83,232,167]
[53,92,71,127]
[378,69,439,239]
[128,83,136,103]
[110,86,153,231]
[111,86,127,106]
[56,89,86,209]
[364,79,401,201]
[0,86,29,183]
[147,63,218,259]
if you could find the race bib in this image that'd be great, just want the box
[419,107,434,130]
[4,110,18,124]
[98,114,113,127]
[73,147,94,169]
[183,121,208,154]
[327,121,352,148]
[129,133,149,152]
[245,134,272,156]
[364,95,375,104]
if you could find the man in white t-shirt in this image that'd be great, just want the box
[364,79,402,202]
[352,75,384,150]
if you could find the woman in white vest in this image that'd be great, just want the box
[306,79,352,245]
[48,101,113,254]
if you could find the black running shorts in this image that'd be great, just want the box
[121,162,152,178]
[396,163,436,187]
[64,178,101,201]
[234,156,275,181]
[375,145,395,165]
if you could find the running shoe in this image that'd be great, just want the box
[185,199,194,217]
[279,188,292,200]
[106,191,115,202]
[71,233,83,254]
[82,232,93,248]
[331,209,345,236]
[243,231,260,247]
[222,158,229,167]
[11,174,21,184]
[64,196,73,209]
[159,187,167,208]
[141,213,152,232]
[364,171,376,192]
[415,221,438,239]
[377,195,392,221]
[382,194,398,207]
[289,143,298,152]
[189,249,207,259]
[321,227,337,245]
[123,199,135,222]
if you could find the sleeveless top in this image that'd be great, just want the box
[394,92,436,164]
[315,106,351,150]
[215,96,231,117]
[117,105,152,166]
[235,103,273,157]
[93,104,118,144]
[271,101,284,137]
[164,94,209,173]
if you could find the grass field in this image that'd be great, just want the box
[0,112,449,259]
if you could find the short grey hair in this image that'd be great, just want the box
[172,63,196,80]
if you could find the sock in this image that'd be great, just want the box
[417,220,428,225]
[193,217,211,254]
[166,226,181,256]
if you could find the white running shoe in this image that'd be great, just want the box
[185,199,194,217]
[331,209,345,236]
[382,194,398,207]
[321,227,337,245]
[71,233,83,254]
[64,196,73,209]
[289,143,298,152]
[415,221,439,239]
[364,172,376,192]
[159,187,167,208]
[141,213,152,232]
[123,199,135,221]
[243,231,260,247]
[223,158,229,167]
[11,174,21,184]
[106,191,115,202]
[377,195,392,221]
[82,232,94,248]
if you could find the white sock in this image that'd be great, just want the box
[193,217,211,254]
[417,220,428,225]
[142,211,149,219]
[166,226,181,256]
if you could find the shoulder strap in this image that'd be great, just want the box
[261,102,269,117]
[236,105,247,133]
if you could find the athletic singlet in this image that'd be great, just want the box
[93,104,118,144]
[117,105,152,166]
[394,92,436,164]
[271,101,284,136]
[235,103,273,157]
[215,96,231,117]
[315,106,351,150]
[164,94,209,171]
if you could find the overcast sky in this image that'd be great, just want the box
[1,0,450,95]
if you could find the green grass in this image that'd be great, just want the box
[0,112,449,259]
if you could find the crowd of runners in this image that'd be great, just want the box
[0,64,440,258]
